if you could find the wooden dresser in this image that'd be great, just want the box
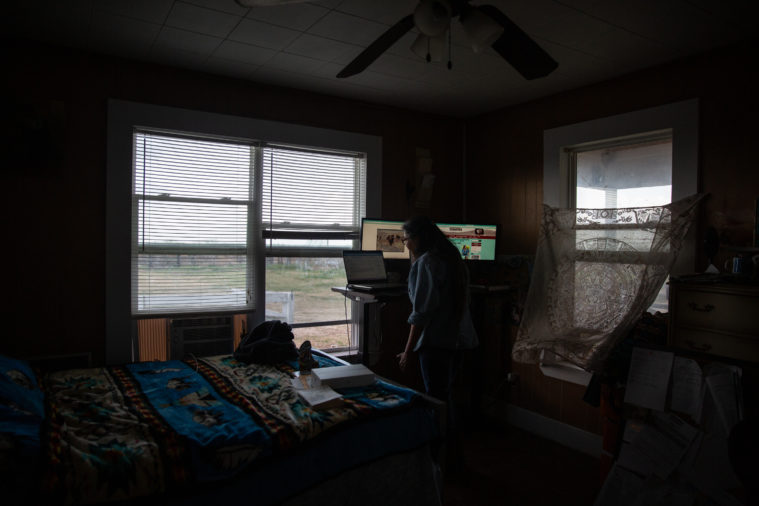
[668,279,759,363]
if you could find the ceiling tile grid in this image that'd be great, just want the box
[5,0,756,117]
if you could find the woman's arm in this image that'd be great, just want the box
[397,323,422,372]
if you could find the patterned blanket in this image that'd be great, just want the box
[42,354,419,505]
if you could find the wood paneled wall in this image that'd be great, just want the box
[465,40,759,434]
[4,38,464,365]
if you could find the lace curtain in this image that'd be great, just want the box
[512,194,704,372]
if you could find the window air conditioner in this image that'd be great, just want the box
[170,316,234,360]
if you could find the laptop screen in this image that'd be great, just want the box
[342,250,387,283]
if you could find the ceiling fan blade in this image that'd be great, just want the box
[476,5,558,80]
[337,14,415,79]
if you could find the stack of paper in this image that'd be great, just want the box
[312,363,375,389]
[291,373,343,410]
[595,347,746,506]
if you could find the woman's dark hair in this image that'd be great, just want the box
[403,216,469,319]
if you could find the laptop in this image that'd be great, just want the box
[342,250,406,292]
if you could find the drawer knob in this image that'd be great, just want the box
[685,340,712,352]
[687,302,715,313]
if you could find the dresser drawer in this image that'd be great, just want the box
[673,289,759,335]
[670,327,759,363]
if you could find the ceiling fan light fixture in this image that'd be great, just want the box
[460,9,504,53]
[414,0,452,37]
[411,33,445,62]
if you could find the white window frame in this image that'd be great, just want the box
[107,100,381,365]
[131,130,261,318]
[260,143,367,349]
[540,99,699,384]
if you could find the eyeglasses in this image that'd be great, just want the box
[401,236,411,244]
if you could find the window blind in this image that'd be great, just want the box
[132,131,258,316]
[262,145,366,257]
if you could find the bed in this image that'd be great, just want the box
[0,350,443,506]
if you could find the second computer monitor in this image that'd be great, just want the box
[360,218,409,259]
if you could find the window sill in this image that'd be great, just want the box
[539,361,592,386]
[319,349,361,365]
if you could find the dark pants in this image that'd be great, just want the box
[418,347,461,428]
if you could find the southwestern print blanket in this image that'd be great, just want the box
[42,354,418,505]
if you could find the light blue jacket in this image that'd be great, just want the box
[407,252,479,352]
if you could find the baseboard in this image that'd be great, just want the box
[484,400,602,458]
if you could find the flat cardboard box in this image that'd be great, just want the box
[312,363,375,389]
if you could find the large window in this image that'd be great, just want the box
[107,100,382,365]
[132,133,365,351]
[133,131,258,317]
[544,99,698,276]
[261,145,366,351]
[569,134,673,313]
[539,100,698,384]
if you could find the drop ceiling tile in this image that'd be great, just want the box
[311,0,343,10]
[343,69,413,92]
[369,53,433,80]
[249,66,309,89]
[484,0,576,34]
[229,18,301,50]
[574,25,664,63]
[154,26,223,56]
[334,84,399,105]
[414,63,482,87]
[309,61,345,79]
[307,11,389,47]
[245,3,330,31]
[202,55,259,79]
[604,0,740,53]
[90,10,161,55]
[263,52,326,74]
[182,0,249,16]
[532,11,615,48]
[213,39,277,65]
[166,2,240,38]
[446,46,509,78]
[93,0,174,24]
[284,33,357,62]
[385,30,419,57]
[149,45,207,68]
[335,0,417,26]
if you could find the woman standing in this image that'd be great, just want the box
[397,216,478,407]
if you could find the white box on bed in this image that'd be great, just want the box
[312,363,375,389]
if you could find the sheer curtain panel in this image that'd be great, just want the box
[513,194,704,371]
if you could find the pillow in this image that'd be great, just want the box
[0,354,44,419]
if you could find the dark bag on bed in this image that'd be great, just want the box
[234,320,299,365]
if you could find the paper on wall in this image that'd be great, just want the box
[704,363,743,437]
[617,413,698,480]
[623,347,674,411]
[669,357,704,422]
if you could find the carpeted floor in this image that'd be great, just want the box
[441,419,601,506]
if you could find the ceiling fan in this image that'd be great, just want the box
[235,0,558,80]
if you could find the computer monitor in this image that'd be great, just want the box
[437,222,498,261]
[360,218,409,259]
